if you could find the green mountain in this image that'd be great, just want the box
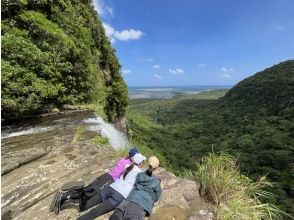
[220,60,294,113]
[128,60,294,218]
[1,0,128,121]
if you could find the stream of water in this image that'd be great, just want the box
[1,111,130,174]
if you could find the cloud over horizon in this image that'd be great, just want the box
[220,67,234,78]
[169,68,185,75]
[154,74,163,79]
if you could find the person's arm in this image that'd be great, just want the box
[154,180,162,203]
[109,158,129,180]
[115,158,125,176]
[107,159,118,171]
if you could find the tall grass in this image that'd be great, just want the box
[193,152,290,220]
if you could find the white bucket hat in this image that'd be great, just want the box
[133,153,146,165]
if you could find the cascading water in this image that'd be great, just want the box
[1,125,59,139]
[1,111,130,150]
[1,111,130,175]
[82,115,130,149]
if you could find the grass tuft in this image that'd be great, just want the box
[92,134,109,146]
[192,152,291,220]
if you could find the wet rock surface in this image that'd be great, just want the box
[1,111,213,220]
[114,116,129,135]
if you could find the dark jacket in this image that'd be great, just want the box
[126,171,162,216]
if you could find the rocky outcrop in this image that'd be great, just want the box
[151,168,213,220]
[2,156,213,220]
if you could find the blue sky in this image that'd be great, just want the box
[94,0,294,87]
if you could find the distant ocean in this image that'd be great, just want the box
[128,85,231,99]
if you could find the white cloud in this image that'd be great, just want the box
[169,68,185,75]
[154,74,163,80]
[94,0,114,17]
[103,23,115,36]
[152,64,160,69]
[198,63,206,68]
[102,23,116,43]
[220,67,234,78]
[102,23,143,43]
[221,67,234,73]
[114,29,143,41]
[122,69,132,74]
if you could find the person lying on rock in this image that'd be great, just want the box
[51,147,138,212]
[76,153,147,220]
[109,156,162,220]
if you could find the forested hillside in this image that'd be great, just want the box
[128,60,294,218]
[221,60,294,113]
[1,0,128,121]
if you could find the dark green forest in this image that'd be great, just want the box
[1,0,128,121]
[128,60,294,218]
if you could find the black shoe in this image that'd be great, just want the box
[79,194,87,212]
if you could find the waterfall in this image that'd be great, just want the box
[82,114,130,150]
[1,112,130,150]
